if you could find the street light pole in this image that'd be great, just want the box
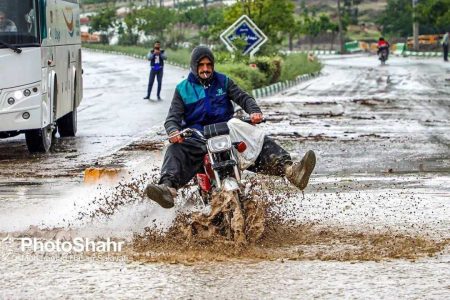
[337,0,345,54]
[412,0,419,51]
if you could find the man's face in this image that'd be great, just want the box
[154,43,160,50]
[197,57,213,79]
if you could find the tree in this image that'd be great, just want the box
[221,0,296,49]
[377,0,413,37]
[415,0,450,32]
[342,0,362,25]
[134,7,176,41]
[89,7,116,43]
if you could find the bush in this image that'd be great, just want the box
[118,33,139,46]
[251,56,283,84]
[216,63,266,92]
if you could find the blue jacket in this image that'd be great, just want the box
[165,71,261,133]
[147,49,166,71]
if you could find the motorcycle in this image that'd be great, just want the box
[170,118,266,245]
[378,47,389,65]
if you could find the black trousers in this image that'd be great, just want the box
[159,136,292,189]
[444,44,449,61]
[146,69,163,98]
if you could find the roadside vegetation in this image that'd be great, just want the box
[81,0,447,89]
[82,43,321,92]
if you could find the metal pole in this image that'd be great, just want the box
[412,0,419,51]
[337,0,345,54]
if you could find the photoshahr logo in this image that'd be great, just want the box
[20,238,124,253]
[63,9,74,37]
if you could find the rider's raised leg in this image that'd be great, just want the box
[145,138,207,208]
[247,136,316,190]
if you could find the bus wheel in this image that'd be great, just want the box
[25,125,54,153]
[57,109,77,137]
[57,80,78,137]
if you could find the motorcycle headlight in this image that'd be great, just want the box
[207,135,231,153]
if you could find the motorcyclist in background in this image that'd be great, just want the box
[377,37,390,60]
[144,46,317,209]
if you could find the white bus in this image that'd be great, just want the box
[0,0,82,152]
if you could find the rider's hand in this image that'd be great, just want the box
[169,130,184,144]
[250,113,263,124]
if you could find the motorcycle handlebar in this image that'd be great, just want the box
[240,117,267,124]
[168,117,266,142]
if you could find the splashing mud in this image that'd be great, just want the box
[5,172,446,265]
[123,177,449,264]
[181,191,266,246]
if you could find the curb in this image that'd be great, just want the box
[282,50,338,56]
[251,71,320,99]
[403,51,443,57]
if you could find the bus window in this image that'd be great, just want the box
[0,0,39,46]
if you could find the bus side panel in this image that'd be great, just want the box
[52,44,81,119]
[41,0,81,121]
[41,0,81,47]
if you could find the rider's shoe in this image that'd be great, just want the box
[285,150,316,190]
[144,184,177,208]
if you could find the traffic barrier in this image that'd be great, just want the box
[359,41,370,51]
[393,43,406,55]
[84,167,122,183]
[345,41,362,53]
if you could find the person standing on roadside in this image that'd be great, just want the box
[442,32,449,62]
[144,41,166,100]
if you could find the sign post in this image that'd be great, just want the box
[220,15,268,57]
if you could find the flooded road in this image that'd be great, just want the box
[1,53,450,298]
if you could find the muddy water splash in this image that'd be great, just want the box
[75,171,160,224]
[126,177,449,264]
[2,173,447,264]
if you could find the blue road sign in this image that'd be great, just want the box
[220,15,268,56]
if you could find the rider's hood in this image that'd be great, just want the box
[190,46,215,84]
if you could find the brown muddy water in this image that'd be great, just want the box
[1,171,449,298]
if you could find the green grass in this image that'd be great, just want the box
[280,53,322,81]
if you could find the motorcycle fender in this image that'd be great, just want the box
[222,177,240,192]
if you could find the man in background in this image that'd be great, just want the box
[442,31,449,62]
[144,41,167,100]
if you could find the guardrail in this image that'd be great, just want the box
[403,51,443,57]
[252,72,320,99]
[282,50,338,55]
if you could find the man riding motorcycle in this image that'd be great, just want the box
[144,46,316,208]
[377,37,390,60]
